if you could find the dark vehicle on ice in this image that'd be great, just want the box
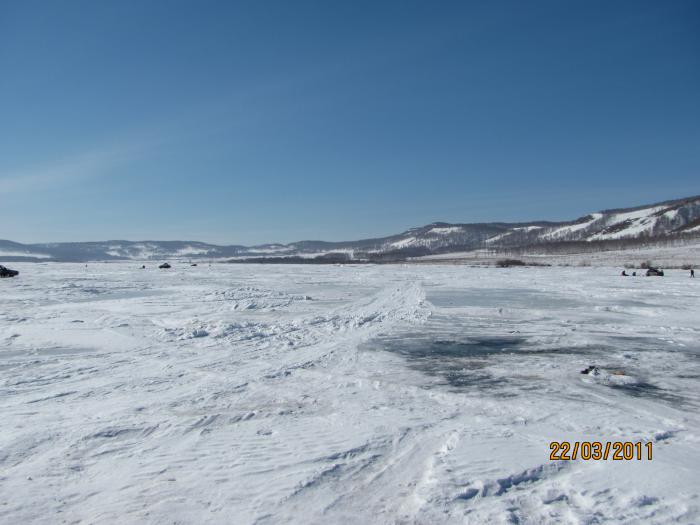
[0,265,19,278]
[646,267,664,277]
[159,262,172,269]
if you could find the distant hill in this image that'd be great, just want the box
[2,195,700,262]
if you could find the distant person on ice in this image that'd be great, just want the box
[692,269,696,278]
[621,270,628,276]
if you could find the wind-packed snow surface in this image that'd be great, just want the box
[1,263,699,524]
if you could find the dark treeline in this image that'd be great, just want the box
[226,232,700,264]
[227,254,361,264]
[491,232,700,257]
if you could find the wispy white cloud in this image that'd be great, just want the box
[0,142,145,195]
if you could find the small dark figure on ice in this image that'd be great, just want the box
[621,270,628,276]
[692,269,695,278]
[0,265,19,278]
[581,365,600,376]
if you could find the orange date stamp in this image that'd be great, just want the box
[549,441,652,461]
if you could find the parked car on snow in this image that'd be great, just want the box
[0,265,19,278]
[159,262,171,269]
[646,267,664,276]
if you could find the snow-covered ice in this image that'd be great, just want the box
[1,263,699,524]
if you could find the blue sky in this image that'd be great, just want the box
[1,1,698,245]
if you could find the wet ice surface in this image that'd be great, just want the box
[368,286,700,409]
[1,263,699,524]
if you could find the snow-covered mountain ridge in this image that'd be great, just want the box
[2,195,699,262]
